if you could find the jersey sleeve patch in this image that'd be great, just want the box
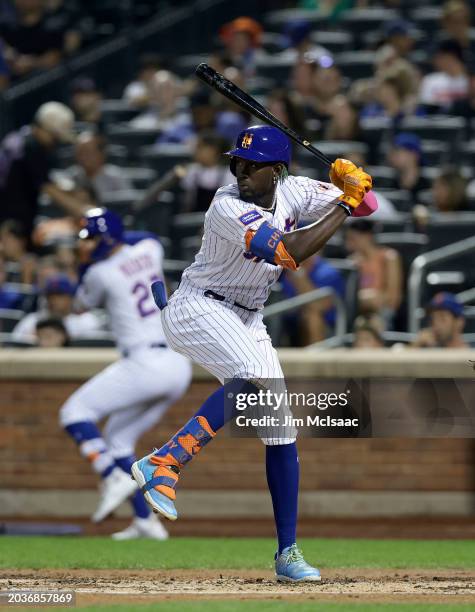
[239,210,263,226]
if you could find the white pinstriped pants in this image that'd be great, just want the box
[161,293,296,444]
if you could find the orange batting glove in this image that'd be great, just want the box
[339,168,372,210]
[329,158,358,190]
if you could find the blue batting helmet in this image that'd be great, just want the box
[226,125,291,175]
[78,207,124,261]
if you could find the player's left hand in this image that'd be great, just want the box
[329,158,358,191]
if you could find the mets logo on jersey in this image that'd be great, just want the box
[241,133,253,148]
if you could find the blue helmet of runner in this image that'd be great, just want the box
[226,125,291,176]
[78,207,124,261]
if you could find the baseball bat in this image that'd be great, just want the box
[195,62,332,168]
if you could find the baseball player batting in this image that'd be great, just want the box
[132,126,377,578]
[59,209,192,539]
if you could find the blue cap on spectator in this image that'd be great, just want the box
[44,274,76,296]
[429,292,464,317]
[393,132,422,157]
[384,19,414,38]
[280,20,312,49]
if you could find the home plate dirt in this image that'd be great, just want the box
[1,569,474,606]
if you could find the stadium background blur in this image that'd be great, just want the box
[0,0,474,534]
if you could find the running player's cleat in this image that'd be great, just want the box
[92,467,138,523]
[131,452,179,521]
[275,544,321,582]
[111,513,169,540]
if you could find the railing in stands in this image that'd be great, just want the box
[408,236,475,333]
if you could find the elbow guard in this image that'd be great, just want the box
[245,222,297,271]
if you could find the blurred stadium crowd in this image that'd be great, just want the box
[0,0,474,350]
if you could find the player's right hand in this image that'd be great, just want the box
[339,167,372,210]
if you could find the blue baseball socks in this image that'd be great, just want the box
[266,442,299,553]
[147,381,300,553]
[64,421,115,477]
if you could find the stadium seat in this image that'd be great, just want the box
[327,258,359,330]
[409,6,443,31]
[264,9,328,31]
[367,167,397,189]
[139,144,192,174]
[375,189,412,212]
[106,125,162,159]
[295,141,369,165]
[427,213,475,250]
[120,167,157,190]
[399,116,465,146]
[335,51,375,80]
[310,31,354,54]
[0,309,24,333]
[100,99,141,124]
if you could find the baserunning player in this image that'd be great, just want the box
[59,208,192,540]
[132,126,377,577]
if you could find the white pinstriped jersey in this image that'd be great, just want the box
[175,175,342,309]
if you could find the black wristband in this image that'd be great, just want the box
[336,200,352,216]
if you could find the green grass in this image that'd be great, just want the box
[12,604,475,612]
[1,537,474,570]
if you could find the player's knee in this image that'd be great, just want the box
[59,397,97,428]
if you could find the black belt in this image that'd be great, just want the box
[204,289,258,312]
[123,342,167,357]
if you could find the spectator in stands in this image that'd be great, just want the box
[419,39,469,110]
[296,54,342,131]
[0,220,36,285]
[345,219,403,329]
[266,88,307,137]
[70,76,103,125]
[387,133,430,201]
[130,69,185,130]
[219,16,263,77]
[67,132,133,202]
[0,102,86,240]
[35,316,69,347]
[180,132,233,212]
[44,0,82,55]
[352,315,385,349]
[412,292,468,348]
[371,73,416,124]
[432,167,468,213]
[439,1,475,70]
[0,40,10,90]
[381,20,416,61]
[0,252,25,309]
[123,53,162,109]
[35,254,62,289]
[450,71,475,123]
[279,252,345,345]
[158,86,247,147]
[11,273,103,342]
[278,19,332,63]
[0,0,66,78]
[324,95,361,141]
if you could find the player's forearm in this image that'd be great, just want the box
[282,202,347,264]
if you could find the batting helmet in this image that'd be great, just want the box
[226,125,291,176]
[78,207,124,261]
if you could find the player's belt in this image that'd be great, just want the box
[203,289,258,312]
[122,342,167,357]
